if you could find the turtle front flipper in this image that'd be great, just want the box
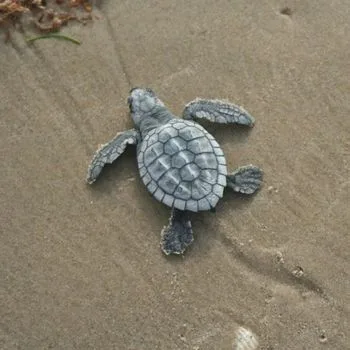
[182,98,255,127]
[86,128,140,184]
[161,208,194,255]
[227,165,263,194]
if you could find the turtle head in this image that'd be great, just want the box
[127,87,165,127]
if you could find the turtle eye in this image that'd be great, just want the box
[145,88,155,96]
[127,96,133,107]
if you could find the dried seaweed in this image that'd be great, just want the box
[0,0,93,42]
[0,0,29,23]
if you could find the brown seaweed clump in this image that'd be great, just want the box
[0,0,93,41]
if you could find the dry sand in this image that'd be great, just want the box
[1,1,349,349]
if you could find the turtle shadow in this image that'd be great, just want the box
[190,190,260,254]
[160,190,260,260]
[86,146,170,219]
[196,121,255,147]
[220,188,258,209]
[86,146,138,197]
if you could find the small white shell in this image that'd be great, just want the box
[233,327,259,350]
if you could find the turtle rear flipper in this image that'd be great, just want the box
[86,128,140,184]
[161,209,193,255]
[227,165,263,194]
[182,98,255,127]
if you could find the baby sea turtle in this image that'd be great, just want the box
[87,88,263,255]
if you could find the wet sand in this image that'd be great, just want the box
[1,1,349,349]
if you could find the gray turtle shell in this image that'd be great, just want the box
[137,119,227,212]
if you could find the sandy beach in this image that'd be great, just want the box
[1,1,349,349]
